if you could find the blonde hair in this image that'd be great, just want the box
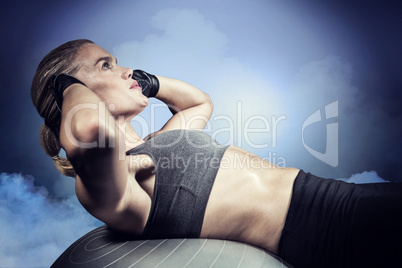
[31,39,94,177]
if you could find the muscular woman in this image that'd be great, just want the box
[31,39,402,267]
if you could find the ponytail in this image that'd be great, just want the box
[39,123,76,177]
[31,39,94,178]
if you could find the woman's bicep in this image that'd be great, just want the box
[153,76,214,132]
[144,97,213,138]
[159,101,213,132]
[60,93,129,215]
[61,107,150,234]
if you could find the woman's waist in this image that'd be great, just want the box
[203,154,299,252]
[201,181,296,253]
[217,146,299,189]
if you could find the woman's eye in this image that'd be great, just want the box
[102,62,112,70]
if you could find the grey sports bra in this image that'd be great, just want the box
[126,129,229,239]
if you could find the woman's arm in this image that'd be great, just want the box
[59,84,150,234]
[150,75,213,135]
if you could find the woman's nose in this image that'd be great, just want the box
[122,68,133,79]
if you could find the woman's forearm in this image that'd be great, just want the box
[155,76,213,114]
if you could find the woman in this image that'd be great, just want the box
[31,39,401,267]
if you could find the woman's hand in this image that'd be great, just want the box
[50,74,87,112]
[132,70,159,98]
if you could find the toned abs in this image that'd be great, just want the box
[201,146,299,254]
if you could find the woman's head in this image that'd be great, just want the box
[31,39,94,177]
[73,43,148,117]
[32,39,148,177]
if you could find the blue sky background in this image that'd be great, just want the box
[1,0,401,266]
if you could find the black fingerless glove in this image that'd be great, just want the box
[132,69,159,98]
[49,74,86,112]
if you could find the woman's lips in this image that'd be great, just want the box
[130,80,142,90]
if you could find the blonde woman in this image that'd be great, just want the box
[31,39,402,267]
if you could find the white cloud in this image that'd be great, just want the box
[110,7,397,180]
[112,8,285,150]
[291,55,359,109]
[112,8,227,79]
[285,55,401,178]
[0,173,101,267]
[340,170,389,184]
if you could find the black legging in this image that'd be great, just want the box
[278,170,402,268]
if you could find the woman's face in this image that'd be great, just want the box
[75,44,148,118]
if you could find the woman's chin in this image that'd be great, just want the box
[141,97,150,107]
[144,96,150,104]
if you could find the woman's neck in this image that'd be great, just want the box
[117,120,144,151]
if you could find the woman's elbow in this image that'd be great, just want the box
[73,117,100,144]
[203,92,214,114]
[70,112,115,146]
